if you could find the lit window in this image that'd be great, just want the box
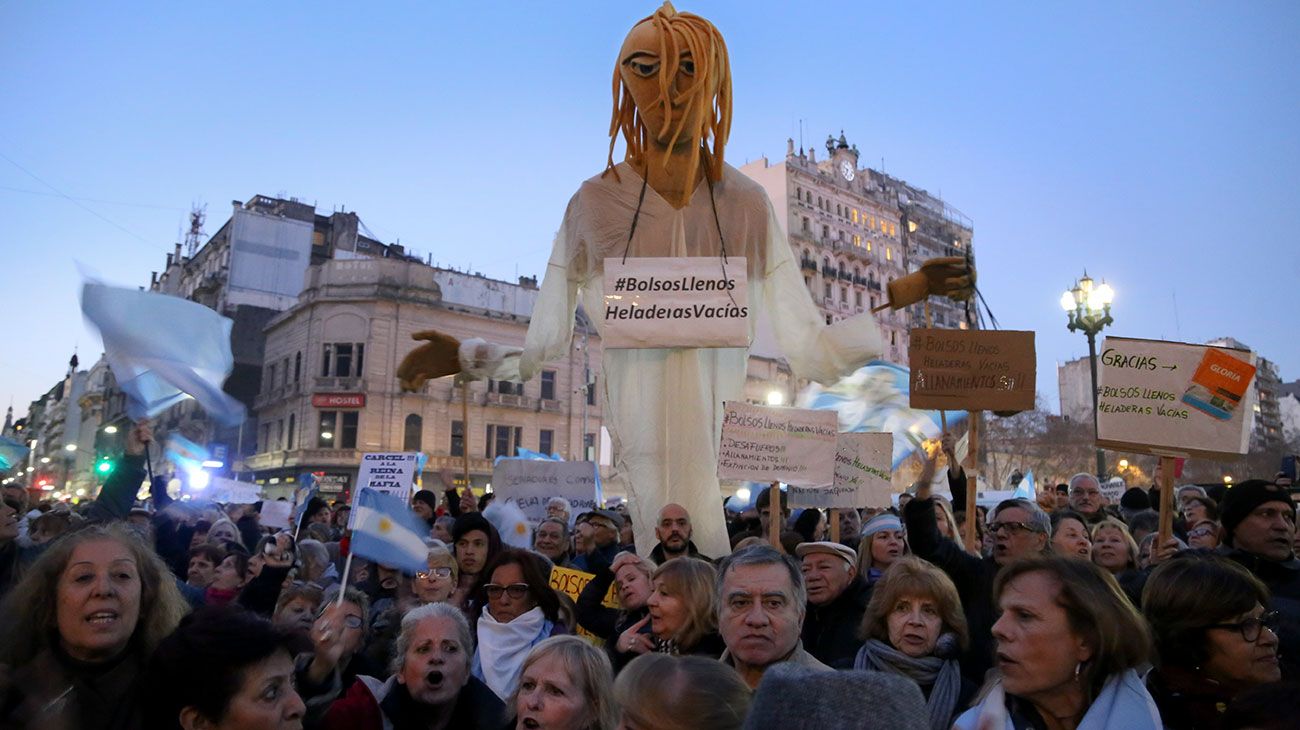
[853,234,861,247]
[851,209,859,224]
[886,247,893,261]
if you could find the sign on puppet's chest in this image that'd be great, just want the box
[602,257,749,348]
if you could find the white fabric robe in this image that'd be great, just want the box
[467,162,883,558]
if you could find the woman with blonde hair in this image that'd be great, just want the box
[643,556,724,657]
[614,653,750,730]
[0,522,188,730]
[413,540,458,605]
[853,556,974,730]
[510,635,617,730]
[1090,518,1140,576]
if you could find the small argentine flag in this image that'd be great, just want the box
[350,488,430,574]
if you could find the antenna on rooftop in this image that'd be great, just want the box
[184,203,207,257]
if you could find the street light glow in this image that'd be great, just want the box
[766,390,785,406]
[103,425,118,434]
[64,444,77,452]
[1059,291,1076,311]
[320,431,333,440]
[735,487,751,501]
[40,457,50,464]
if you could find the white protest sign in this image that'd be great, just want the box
[1099,477,1126,505]
[357,452,421,501]
[206,476,262,504]
[717,402,837,486]
[260,500,293,530]
[602,257,749,349]
[491,459,601,526]
[789,432,894,509]
[1096,337,1256,460]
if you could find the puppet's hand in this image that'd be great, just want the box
[397,330,463,392]
[886,257,976,309]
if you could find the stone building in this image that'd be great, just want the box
[241,257,605,501]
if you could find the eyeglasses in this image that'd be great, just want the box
[339,615,364,629]
[1070,489,1100,498]
[1204,611,1280,643]
[1188,526,1216,539]
[416,567,453,580]
[484,583,531,600]
[989,521,1038,535]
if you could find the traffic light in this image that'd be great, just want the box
[96,457,114,476]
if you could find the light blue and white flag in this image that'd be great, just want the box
[1012,470,1036,501]
[350,488,430,574]
[81,281,245,426]
[165,434,210,473]
[292,473,319,529]
[0,436,30,472]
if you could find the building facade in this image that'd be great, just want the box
[740,132,976,367]
[1057,356,1094,424]
[240,257,605,501]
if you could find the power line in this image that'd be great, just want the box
[0,183,185,212]
[0,148,156,246]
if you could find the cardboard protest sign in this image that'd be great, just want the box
[789,432,894,509]
[357,453,420,501]
[1099,478,1126,505]
[908,329,1036,412]
[206,476,261,504]
[491,459,601,526]
[259,500,293,530]
[602,257,750,348]
[1096,337,1256,460]
[717,402,837,486]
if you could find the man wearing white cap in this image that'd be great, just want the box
[796,541,871,667]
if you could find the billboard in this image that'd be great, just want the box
[227,207,313,310]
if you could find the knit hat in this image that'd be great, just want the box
[1220,479,1295,546]
[1119,487,1151,512]
[861,513,903,538]
[795,541,856,566]
[742,664,928,730]
[411,489,438,513]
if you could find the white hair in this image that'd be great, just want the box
[390,602,473,674]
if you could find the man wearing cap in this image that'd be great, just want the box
[1219,479,1300,677]
[571,508,629,572]
[797,541,870,667]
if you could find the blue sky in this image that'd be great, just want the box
[3,1,1297,414]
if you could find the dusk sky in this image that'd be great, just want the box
[3,1,1297,416]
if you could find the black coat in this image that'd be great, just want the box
[1220,546,1300,680]
[802,575,872,668]
[904,496,999,684]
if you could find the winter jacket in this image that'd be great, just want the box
[317,674,505,730]
[649,539,710,565]
[802,575,872,668]
[1146,665,1237,730]
[1220,546,1300,679]
[955,669,1161,730]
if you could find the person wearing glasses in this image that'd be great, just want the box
[905,449,1051,684]
[414,541,458,605]
[1142,554,1282,729]
[471,548,565,701]
[1066,473,1112,526]
[1186,519,1221,550]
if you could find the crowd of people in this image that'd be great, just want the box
[0,421,1297,729]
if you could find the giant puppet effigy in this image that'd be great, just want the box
[396,3,974,557]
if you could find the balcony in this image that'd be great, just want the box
[799,258,818,272]
[314,376,365,392]
[538,399,562,413]
[837,269,852,282]
[485,392,534,410]
[820,265,836,277]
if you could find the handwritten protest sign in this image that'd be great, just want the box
[357,453,420,501]
[602,257,750,348]
[207,476,261,504]
[550,565,619,645]
[789,432,894,509]
[491,459,601,526]
[259,500,293,530]
[1096,337,1256,460]
[908,329,1036,412]
[717,402,837,486]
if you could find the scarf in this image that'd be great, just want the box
[854,638,960,730]
[475,606,549,700]
[954,669,1162,730]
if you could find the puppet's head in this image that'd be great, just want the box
[605,2,732,184]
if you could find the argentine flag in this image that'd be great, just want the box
[350,488,430,574]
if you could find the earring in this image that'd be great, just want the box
[1074,662,1082,680]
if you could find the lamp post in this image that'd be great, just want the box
[1061,272,1114,479]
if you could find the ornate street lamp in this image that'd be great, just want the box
[1061,272,1115,478]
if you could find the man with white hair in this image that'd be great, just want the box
[797,541,870,667]
[545,497,571,525]
[1067,472,1109,525]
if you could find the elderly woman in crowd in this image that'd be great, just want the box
[206,549,250,606]
[1050,510,1092,560]
[614,653,751,730]
[1142,555,1282,729]
[641,556,724,657]
[414,541,458,605]
[308,601,506,729]
[147,605,307,730]
[510,635,618,730]
[1090,517,1140,576]
[0,523,188,730]
[955,556,1158,730]
[1181,494,1219,529]
[472,548,565,701]
[272,581,324,635]
[852,556,974,730]
[1186,519,1222,550]
[856,513,907,587]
